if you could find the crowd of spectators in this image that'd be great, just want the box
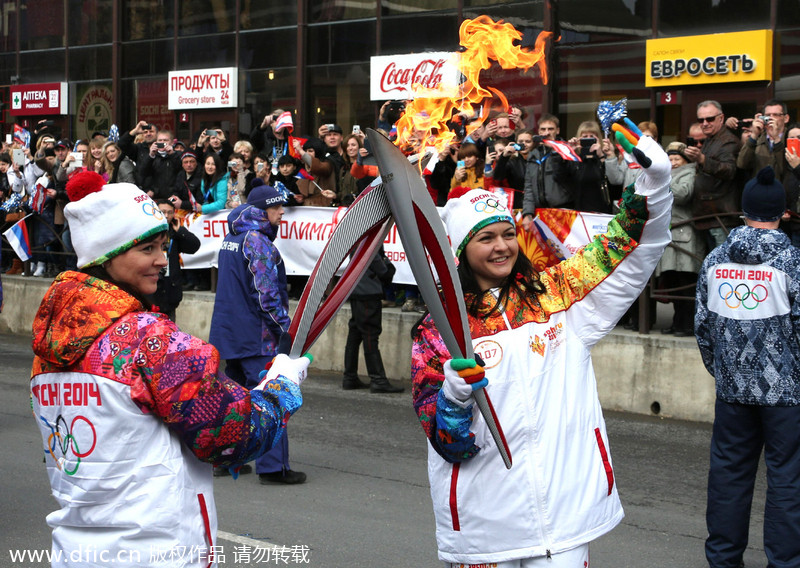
[3,98,800,324]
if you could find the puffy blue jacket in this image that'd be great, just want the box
[210,204,289,359]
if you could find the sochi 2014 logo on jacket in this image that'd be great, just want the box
[707,263,790,320]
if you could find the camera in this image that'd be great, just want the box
[326,124,335,130]
[511,143,522,151]
[205,129,217,137]
[156,142,165,149]
[532,135,545,145]
[143,123,154,130]
[227,161,238,169]
[40,120,55,127]
[352,125,360,134]
[686,137,699,147]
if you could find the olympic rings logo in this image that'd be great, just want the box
[475,198,507,214]
[40,414,97,476]
[718,282,769,310]
[142,202,164,220]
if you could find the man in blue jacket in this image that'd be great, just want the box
[696,166,800,568]
[210,179,306,484]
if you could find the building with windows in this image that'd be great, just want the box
[1,0,799,146]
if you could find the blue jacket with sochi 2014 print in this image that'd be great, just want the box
[209,204,290,360]
[696,225,800,406]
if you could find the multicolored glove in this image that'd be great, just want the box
[442,358,488,408]
[255,353,313,390]
[612,118,671,191]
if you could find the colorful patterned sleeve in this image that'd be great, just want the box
[412,317,481,462]
[243,232,291,341]
[126,313,301,466]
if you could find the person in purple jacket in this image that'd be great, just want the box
[209,179,306,484]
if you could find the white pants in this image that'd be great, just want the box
[449,544,590,568]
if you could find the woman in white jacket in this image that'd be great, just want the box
[411,135,672,567]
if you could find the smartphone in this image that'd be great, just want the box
[69,152,83,167]
[511,143,522,151]
[12,148,24,167]
[457,160,465,168]
[205,129,217,137]
[788,138,800,155]
[686,137,698,147]
[352,125,360,134]
[5,134,11,144]
[256,162,265,172]
[143,123,154,130]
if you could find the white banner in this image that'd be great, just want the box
[370,52,460,100]
[168,67,237,109]
[179,207,420,285]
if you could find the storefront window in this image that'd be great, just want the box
[775,29,800,113]
[242,2,297,29]
[177,35,235,68]
[307,21,376,65]
[1,0,20,53]
[68,0,113,45]
[121,40,174,79]
[558,0,651,43]
[241,69,297,141]
[381,0,456,16]
[241,28,297,70]
[20,49,65,82]
[381,13,459,54]
[778,0,800,29]
[658,0,769,37]
[556,41,649,138]
[69,46,112,81]
[307,62,372,134]
[0,54,14,85]
[123,0,174,41]
[178,0,233,36]
[21,0,64,50]
[72,81,114,141]
[463,2,544,27]
[309,0,376,23]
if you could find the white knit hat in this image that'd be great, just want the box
[65,171,168,268]
[441,188,515,258]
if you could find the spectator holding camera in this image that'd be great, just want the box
[139,130,181,200]
[560,121,611,213]
[449,143,485,193]
[225,151,254,209]
[493,131,533,204]
[521,113,572,231]
[250,109,291,165]
[686,100,741,251]
[196,127,233,163]
[736,99,790,182]
[119,121,158,165]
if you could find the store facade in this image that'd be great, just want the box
[1,0,800,146]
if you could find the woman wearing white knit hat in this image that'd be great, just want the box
[411,135,674,566]
[29,171,311,568]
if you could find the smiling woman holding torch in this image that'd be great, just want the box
[411,124,673,566]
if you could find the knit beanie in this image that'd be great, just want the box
[247,178,288,209]
[65,171,168,268]
[665,141,688,162]
[741,166,786,222]
[441,188,515,258]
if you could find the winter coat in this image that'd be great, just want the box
[149,223,201,314]
[736,131,787,182]
[209,205,290,359]
[412,139,672,565]
[522,145,572,214]
[696,226,800,406]
[657,163,703,274]
[30,271,301,568]
[139,151,182,200]
[691,127,741,229]
[199,173,230,214]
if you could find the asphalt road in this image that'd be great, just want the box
[1,332,768,567]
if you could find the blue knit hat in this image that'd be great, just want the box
[742,166,786,222]
[247,178,288,209]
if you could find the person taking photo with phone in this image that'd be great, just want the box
[736,99,791,183]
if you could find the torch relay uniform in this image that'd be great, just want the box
[30,175,303,568]
[412,136,672,565]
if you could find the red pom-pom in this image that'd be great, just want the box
[66,171,106,202]
[447,186,473,200]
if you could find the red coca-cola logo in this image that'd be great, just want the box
[379,59,446,93]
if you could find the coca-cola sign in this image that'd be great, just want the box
[370,52,460,100]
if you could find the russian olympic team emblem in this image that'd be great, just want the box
[475,198,506,214]
[142,201,165,220]
[718,282,769,310]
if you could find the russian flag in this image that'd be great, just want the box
[274,111,294,134]
[543,139,582,162]
[2,214,33,261]
[295,168,314,181]
[14,124,30,149]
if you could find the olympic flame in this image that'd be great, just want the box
[394,15,552,155]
